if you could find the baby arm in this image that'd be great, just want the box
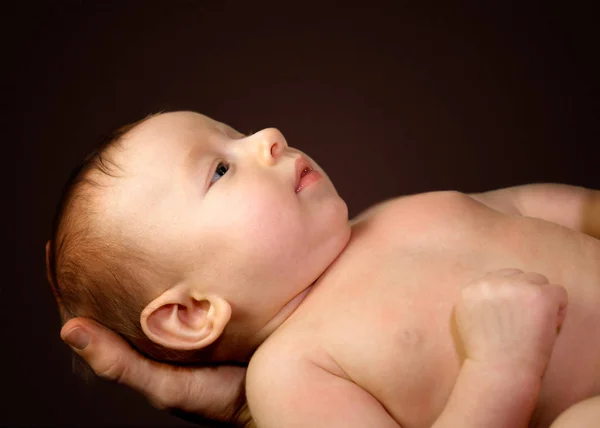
[433,268,567,428]
[469,183,600,239]
[246,351,401,428]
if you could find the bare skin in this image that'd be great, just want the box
[54,112,598,427]
[59,317,251,426]
[246,191,600,428]
[62,188,599,427]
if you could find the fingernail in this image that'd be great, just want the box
[63,327,91,351]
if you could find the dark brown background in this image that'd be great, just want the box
[10,1,599,427]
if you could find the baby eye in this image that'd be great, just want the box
[210,162,229,184]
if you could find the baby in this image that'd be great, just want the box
[46,111,600,427]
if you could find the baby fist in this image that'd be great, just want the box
[454,268,568,378]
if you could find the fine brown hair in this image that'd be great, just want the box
[46,112,216,379]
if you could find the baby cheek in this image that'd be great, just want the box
[215,183,305,261]
[241,220,303,267]
[243,209,300,254]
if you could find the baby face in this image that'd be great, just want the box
[106,111,350,323]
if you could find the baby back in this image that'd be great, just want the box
[268,191,600,428]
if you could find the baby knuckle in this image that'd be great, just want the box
[493,267,524,276]
[531,291,556,314]
[523,271,549,285]
[521,285,542,301]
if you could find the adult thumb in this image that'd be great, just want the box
[60,317,138,383]
[60,317,250,425]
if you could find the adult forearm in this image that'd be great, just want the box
[470,183,600,239]
[432,360,540,428]
[516,184,600,239]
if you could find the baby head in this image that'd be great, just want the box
[46,111,351,363]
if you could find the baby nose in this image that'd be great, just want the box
[253,127,288,165]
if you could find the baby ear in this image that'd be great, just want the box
[140,285,231,350]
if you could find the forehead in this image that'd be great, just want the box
[98,112,231,236]
[120,111,231,170]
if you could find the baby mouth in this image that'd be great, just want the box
[295,166,313,193]
[295,156,322,193]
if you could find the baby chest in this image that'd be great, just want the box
[312,203,600,426]
[301,199,510,424]
[308,251,468,426]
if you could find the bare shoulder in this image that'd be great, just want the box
[351,190,504,234]
[246,335,401,428]
[360,190,496,216]
[246,338,300,410]
[246,341,307,428]
[247,331,338,393]
[246,332,322,407]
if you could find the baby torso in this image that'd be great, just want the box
[255,191,600,428]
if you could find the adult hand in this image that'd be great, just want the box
[60,317,253,427]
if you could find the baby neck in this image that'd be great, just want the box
[255,284,315,340]
[223,231,354,361]
[221,284,316,362]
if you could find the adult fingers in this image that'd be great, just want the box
[60,318,249,424]
[61,317,141,383]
